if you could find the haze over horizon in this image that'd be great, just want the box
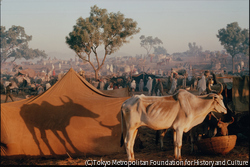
[2,0,249,61]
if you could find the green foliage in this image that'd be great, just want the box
[217,22,249,72]
[153,46,168,55]
[140,35,163,56]
[0,25,47,63]
[241,29,249,56]
[217,22,249,57]
[187,42,202,56]
[66,5,140,80]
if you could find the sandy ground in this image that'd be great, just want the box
[1,127,248,165]
[1,91,249,165]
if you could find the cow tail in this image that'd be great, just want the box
[120,109,124,147]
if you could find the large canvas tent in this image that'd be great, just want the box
[1,68,129,157]
[101,87,130,97]
[232,75,249,113]
[214,74,249,113]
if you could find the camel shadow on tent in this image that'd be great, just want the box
[19,96,99,156]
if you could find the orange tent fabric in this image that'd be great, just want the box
[101,87,130,97]
[1,68,129,157]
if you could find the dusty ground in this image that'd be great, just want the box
[1,91,249,165]
[1,127,249,165]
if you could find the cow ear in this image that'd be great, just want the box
[217,122,222,128]
[211,94,216,100]
[217,118,222,127]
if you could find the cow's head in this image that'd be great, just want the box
[217,117,234,136]
[209,82,227,115]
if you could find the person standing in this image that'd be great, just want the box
[182,72,187,89]
[99,79,105,90]
[45,82,51,90]
[59,63,62,70]
[5,83,14,102]
[154,79,164,96]
[130,80,136,92]
[151,78,157,96]
[139,79,144,92]
[146,77,153,96]
[168,74,177,95]
[237,65,241,73]
[107,82,113,90]
[197,71,210,95]
[197,75,206,95]
[52,69,56,76]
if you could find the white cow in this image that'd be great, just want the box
[120,86,226,161]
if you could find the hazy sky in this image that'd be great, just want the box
[2,0,249,60]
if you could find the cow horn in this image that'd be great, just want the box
[60,97,66,104]
[228,117,234,125]
[65,96,73,103]
[208,79,213,92]
[217,118,222,126]
[217,82,223,95]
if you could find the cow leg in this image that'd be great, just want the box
[176,129,183,160]
[51,129,80,154]
[130,128,138,158]
[26,126,44,155]
[40,129,56,155]
[124,128,137,161]
[160,129,168,150]
[189,129,196,154]
[61,129,81,153]
[189,131,194,154]
[51,130,68,151]
[173,130,177,159]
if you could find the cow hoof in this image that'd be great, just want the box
[174,156,182,161]
[128,159,135,162]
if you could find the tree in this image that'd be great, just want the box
[241,29,249,57]
[153,46,168,56]
[66,5,140,80]
[187,42,202,57]
[217,22,249,73]
[0,25,47,63]
[140,35,163,57]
